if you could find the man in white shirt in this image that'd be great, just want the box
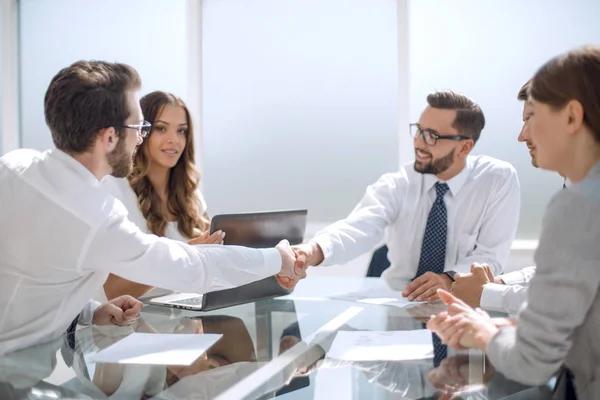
[0,60,302,355]
[294,90,521,301]
[449,80,551,314]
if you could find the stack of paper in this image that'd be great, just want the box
[326,330,433,362]
[88,332,223,365]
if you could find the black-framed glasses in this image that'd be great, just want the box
[409,123,471,146]
[118,120,152,138]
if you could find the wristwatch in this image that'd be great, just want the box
[443,270,457,282]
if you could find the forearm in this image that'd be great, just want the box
[84,216,283,295]
[313,224,384,267]
[103,274,154,300]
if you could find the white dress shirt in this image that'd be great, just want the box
[313,155,520,290]
[0,149,282,355]
[480,266,536,314]
[95,176,209,301]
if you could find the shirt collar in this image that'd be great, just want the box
[47,148,102,187]
[423,157,471,197]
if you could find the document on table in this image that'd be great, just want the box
[326,330,434,362]
[88,332,223,365]
[329,287,427,308]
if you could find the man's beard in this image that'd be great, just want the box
[108,137,134,178]
[414,148,455,175]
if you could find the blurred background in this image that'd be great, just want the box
[2,0,599,274]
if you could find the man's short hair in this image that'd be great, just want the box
[44,60,142,153]
[426,90,485,144]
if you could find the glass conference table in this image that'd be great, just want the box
[0,277,554,399]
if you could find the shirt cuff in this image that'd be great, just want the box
[79,300,102,326]
[500,270,529,285]
[312,236,333,266]
[480,283,511,312]
[260,248,283,275]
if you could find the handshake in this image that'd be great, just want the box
[273,240,324,289]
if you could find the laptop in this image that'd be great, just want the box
[149,209,308,311]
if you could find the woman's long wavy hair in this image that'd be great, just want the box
[129,91,209,238]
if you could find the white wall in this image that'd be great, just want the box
[18,0,190,150]
[408,0,600,239]
[201,0,399,222]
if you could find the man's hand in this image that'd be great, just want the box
[402,272,452,302]
[187,230,225,245]
[93,295,143,326]
[450,263,493,307]
[292,241,325,271]
[275,240,307,289]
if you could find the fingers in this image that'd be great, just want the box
[437,317,466,343]
[482,264,494,281]
[206,231,225,244]
[428,292,440,303]
[446,327,468,350]
[471,264,490,283]
[124,301,143,318]
[103,303,124,325]
[111,295,142,310]
[447,302,472,316]
[406,279,435,301]
[188,231,225,245]
[469,262,481,273]
[276,240,296,278]
[415,285,438,302]
[187,232,209,245]
[403,274,429,298]
[292,246,308,271]
[426,311,447,332]
[437,289,470,309]
[275,274,296,289]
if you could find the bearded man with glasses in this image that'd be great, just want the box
[294,90,521,304]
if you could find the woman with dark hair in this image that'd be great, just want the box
[101,91,223,300]
[427,45,600,399]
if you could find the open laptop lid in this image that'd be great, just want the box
[210,209,307,247]
[202,209,308,311]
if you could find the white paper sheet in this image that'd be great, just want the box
[330,287,427,308]
[88,332,223,365]
[327,330,434,362]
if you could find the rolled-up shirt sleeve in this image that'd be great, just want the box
[80,212,282,294]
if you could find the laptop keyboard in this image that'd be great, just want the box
[173,296,203,306]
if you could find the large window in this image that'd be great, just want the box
[201,0,399,222]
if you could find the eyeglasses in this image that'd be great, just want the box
[118,120,152,138]
[409,123,471,146]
